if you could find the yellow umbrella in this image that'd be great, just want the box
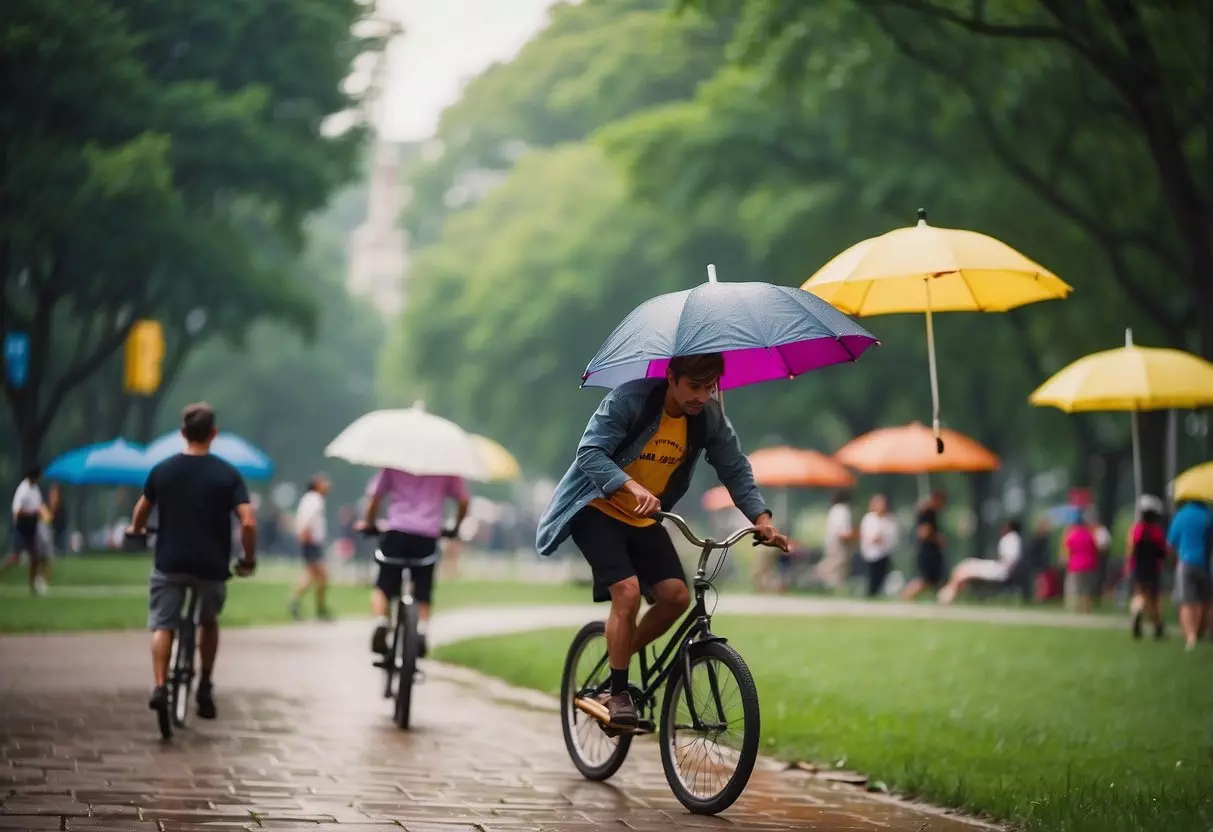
[1029,330,1213,498]
[803,209,1072,452]
[469,434,521,482]
[1173,461,1213,503]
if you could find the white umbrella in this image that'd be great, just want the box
[324,402,489,481]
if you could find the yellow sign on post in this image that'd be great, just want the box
[124,319,165,395]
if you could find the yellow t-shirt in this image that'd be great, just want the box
[591,410,688,527]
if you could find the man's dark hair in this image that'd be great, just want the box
[181,402,216,443]
[1006,517,1022,535]
[668,352,725,384]
[831,489,851,506]
[25,466,41,482]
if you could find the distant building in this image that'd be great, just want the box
[347,139,419,317]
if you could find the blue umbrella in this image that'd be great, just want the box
[582,267,879,390]
[44,438,151,486]
[144,431,275,480]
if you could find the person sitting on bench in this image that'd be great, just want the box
[937,518,1023,604]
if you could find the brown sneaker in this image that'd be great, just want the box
[599,691,638,729]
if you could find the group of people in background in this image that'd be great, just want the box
[809,485,1212,650]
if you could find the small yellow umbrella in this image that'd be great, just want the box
[803,209,1072,452]
[469,434,521,482]
[1173,462,1213,503]
[1029,330,1213,498]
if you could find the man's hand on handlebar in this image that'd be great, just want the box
[754,514,790,552]
[621,480,661,517]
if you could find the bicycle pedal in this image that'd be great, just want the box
[372,659,391,670]
[635,719,655,734]
[413,670,426,684]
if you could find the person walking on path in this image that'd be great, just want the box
[290,474,333,621]
[7,467,47,596]
[1167,498,1212,651]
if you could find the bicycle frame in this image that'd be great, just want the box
[579,511,763,731]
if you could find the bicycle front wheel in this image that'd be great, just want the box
[393,601,418,730]
[560,620,632,781]
[659,640,760,815]
[169,623,195,729]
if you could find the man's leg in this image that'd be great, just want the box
[147,574,182,715]
[631,578,689,655]
[313,562,330,618]
[370,565,402,655]
[194,582,226,718]
[412,561,436,658]
[604,577,642,726]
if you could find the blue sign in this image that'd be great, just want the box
[4,332,29,389]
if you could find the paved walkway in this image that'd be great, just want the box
[0,607,1001,832]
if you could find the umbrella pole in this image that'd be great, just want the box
[1166,409,1178,511]
[923,287,944,454]
[1130,410,1143,500]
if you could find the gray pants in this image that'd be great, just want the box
[1175,564,1212,606]
[147,570,227,631]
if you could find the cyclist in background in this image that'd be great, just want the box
[357,468,469,660]
[535,353,788,730]
[127,403,257,722]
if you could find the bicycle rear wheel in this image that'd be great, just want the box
[393,601,419,729]
[169,619,196,729]
[659,641,760,815]
[560,620,632,781]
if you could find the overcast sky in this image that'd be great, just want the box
[373,0,561,141]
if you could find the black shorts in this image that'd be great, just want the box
[1133,572,1161,599]
[301,543,324,564]
[916,547,944,586]
[569,507,687,603]
[374,531,438,604]
[12,516,39,556]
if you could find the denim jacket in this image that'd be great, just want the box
[535,378,768,556]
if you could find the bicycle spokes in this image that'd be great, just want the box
[566,631,620,765]
[668,656,747,800]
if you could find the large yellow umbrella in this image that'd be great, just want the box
[803,209,1072,452]
[1029,330,1213,498]
[1173,462,1213,503]
[469,434,522,482]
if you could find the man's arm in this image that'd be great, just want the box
[574,391,637,497]
[703,410,767,524]
[129,496,155,532]
[449,477,470,534]
[296,495,316,544]
[11,481,25,519]
[235,503,257,566]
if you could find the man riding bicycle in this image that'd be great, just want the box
[127,403,257,722]
[357,467,469,661]
[536,353,789,730]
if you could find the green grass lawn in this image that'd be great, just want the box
[434,616,1213,832]
[0,554,588,633]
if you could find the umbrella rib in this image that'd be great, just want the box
[958,270,986,312]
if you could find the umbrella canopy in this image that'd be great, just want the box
[145,431,274,480]
[470,434,521,482]
[1028,335,1213,412]
[582,265,878,391]
[803,209,1071,452]
[747,446,856,489]
[325,403,488,481]
[1173,462,1213,504]
[1029,329,1213,499]
[44,438,150,486]
[835,421,1000,475]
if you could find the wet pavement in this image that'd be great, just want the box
[0,611,992,832]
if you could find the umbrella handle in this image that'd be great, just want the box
[925,292,945,454]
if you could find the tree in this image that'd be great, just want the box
[0,0,376,472]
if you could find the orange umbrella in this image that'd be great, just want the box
[748,446,856,489]
[702,485,735,512]
[835,422,1000,475]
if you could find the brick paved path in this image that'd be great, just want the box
[0,611,992,832]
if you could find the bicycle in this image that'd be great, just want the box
[360,524,451,730]
[560,510,775,816]
[124,528,254,740]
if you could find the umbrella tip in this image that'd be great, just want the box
[412,400,426,412]
[1124,328,1133,347]
[707,263,718,283]
[916,207,927,226]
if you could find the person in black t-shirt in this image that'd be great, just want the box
[901,490,948,601]
[127,402,257,722]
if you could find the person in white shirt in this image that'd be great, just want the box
[6,467,47,596]
[814,490,856,592]
[937,518,1023,604]
[858,493,898,597]
[289,474,332,620]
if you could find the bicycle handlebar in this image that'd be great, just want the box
[653,510,774,550]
